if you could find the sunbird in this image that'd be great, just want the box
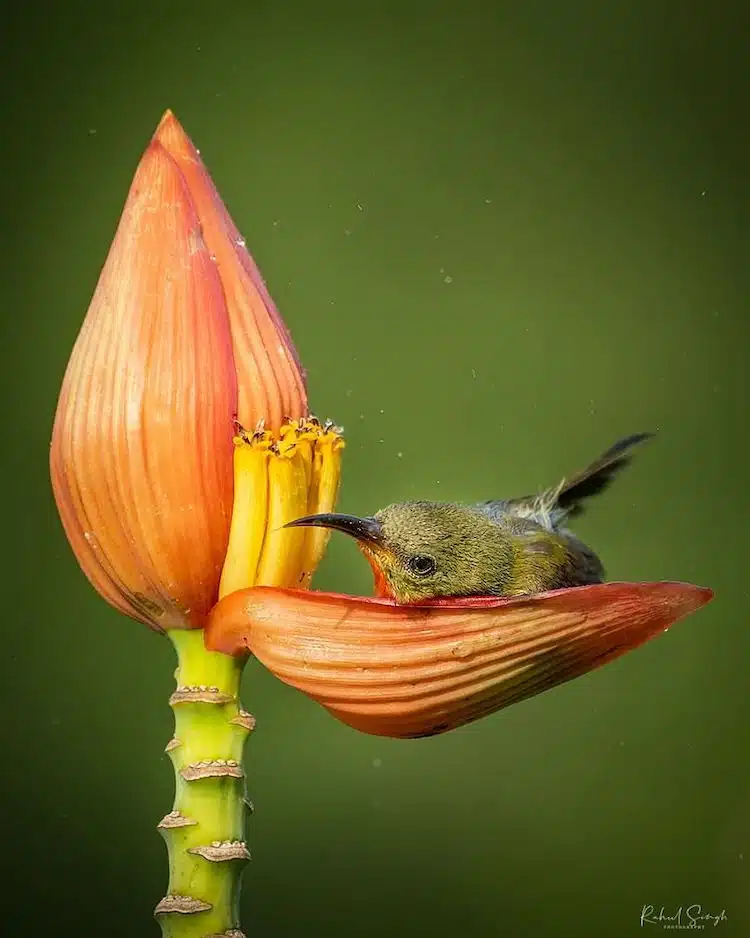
[286,433,653,603]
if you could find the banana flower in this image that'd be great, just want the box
[50,111,343,938]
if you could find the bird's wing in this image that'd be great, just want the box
[475,497,563,532]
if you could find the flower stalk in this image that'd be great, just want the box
[156,628,250,938]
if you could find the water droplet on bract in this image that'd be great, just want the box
[444,275,453,284]
[372,757,382,768]
[396,452,403,458]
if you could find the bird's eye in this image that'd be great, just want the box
[407,554,437,577]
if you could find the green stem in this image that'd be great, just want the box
[155,629,253,938]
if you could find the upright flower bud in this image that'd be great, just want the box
[50,112,338,633]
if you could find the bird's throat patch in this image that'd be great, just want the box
[359,544,396,599]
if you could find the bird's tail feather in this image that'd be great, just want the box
[505,431,654,523]
[553,432,654,516]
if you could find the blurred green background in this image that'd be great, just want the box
[3,1,747,935]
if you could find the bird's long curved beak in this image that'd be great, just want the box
[284,512,384,546]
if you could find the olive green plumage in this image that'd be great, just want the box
[287,432,653,603]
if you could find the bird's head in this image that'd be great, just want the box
[285,501,517,603]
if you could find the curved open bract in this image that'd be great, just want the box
[206,582,713,738]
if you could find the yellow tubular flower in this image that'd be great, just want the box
[217,428,272,600]
[299,422,346,587]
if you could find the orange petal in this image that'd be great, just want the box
[50,140,237,632]
[154,111,307,430]
[205,582,713,737]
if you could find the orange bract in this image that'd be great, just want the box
[50,113,308,631]
[206,581,713,738]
